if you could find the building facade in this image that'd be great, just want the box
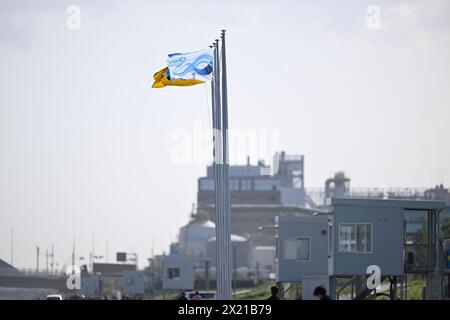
[196,151,310,246]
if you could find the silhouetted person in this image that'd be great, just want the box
[313,286,331,300]
[191,291,203,300]
[267,285,279,300]
[178,291,188,300]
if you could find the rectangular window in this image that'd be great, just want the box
[339,223,372,253]
[254,179,279,190]
[199,179,214,190]
[241,179,252,191]
[230,179,239,191]
[167,267,180,280]
[283,237,310,261]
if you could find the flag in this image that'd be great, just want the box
[152,67,204,88]
[167,48,214,81]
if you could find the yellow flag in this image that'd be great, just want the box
[152,67,204,88]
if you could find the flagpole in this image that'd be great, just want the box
[210,42,221,285]
[220,30,232,300]
[212,38,228,300]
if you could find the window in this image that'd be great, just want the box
[339,223,372,253]
[200,179,214,190]
[230,179,239,191]
[254,179,279,190]
[241,179,252,191]
[167,267,180,280]
[283,237,310,261]
[404,210,428,244]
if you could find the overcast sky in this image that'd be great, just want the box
[1,0,449,269]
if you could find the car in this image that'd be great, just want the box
[46,294,63,300]
[185,291,217,300]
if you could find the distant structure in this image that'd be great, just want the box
[425,184,449,202]
[308,174,450,207]
[324,172,350,204]
[179,219,216,256]
[196,151,311,246]
[92,262,136,275]
[155,150,450,291]
[206,234,251,269]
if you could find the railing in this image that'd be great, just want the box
[336,276,374,300]
[283,155,303,161]
[304,187,437,208]
[336,276,357,300]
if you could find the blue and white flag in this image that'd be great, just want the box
[167,48,214,82]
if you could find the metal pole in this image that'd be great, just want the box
[51,245,54,275]
[213,37,231,300]
[220,30,232,300]
[210,42,220,297]
[205,260,210,290]
[233,245,237,297]
[10,228,13,266]
[36,246,39,273]
[46,248,49,273]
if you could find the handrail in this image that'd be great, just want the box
[336,276,357,300]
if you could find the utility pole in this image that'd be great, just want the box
[45,248,49,273]
[10,228,13,266]
[51,245,54,275]
[92,232,95,274]
[36,246,39,273]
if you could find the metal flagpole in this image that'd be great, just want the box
[210,43,221,288]
[212,39,223,299]
[220,30,232,299]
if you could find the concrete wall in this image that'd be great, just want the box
[276,215,329,282]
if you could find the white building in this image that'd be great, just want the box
[178,219,216,256]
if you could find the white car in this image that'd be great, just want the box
[46,294,63,300]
